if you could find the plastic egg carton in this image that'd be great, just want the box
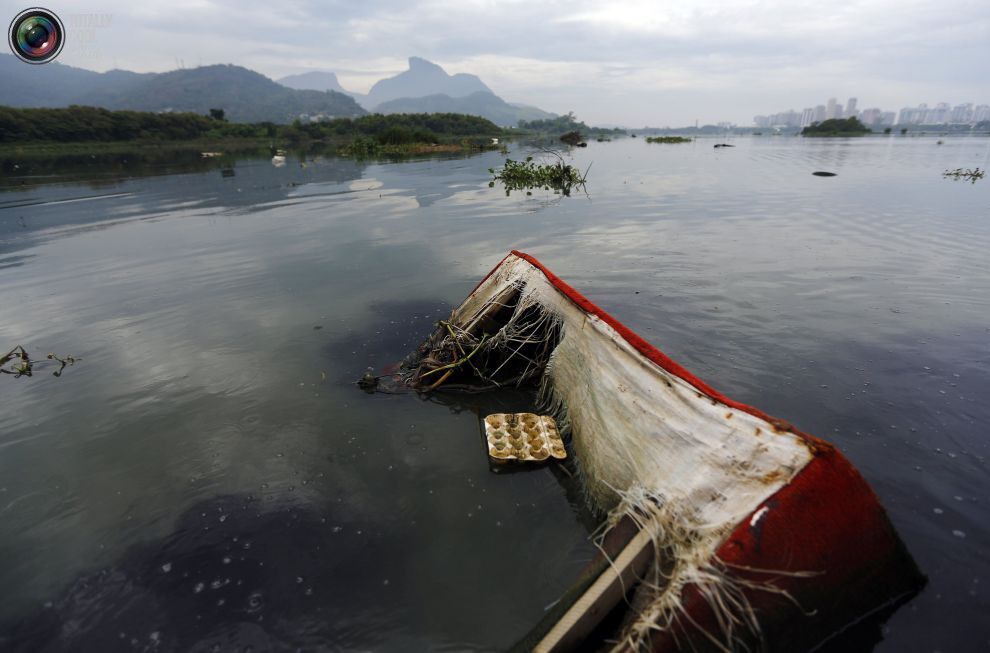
[483,413,566,463]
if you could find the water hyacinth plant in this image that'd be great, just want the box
[942,167,985,183]
[489,151,588,197]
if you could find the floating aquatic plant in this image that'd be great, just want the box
[1,346,79,378]
[489,150,588,197]
[942,167,984,183]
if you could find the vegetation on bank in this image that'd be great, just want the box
[516,111,624,137]
[0,105,504,152]
[801,117,871,136]
[489,153,587,196]
[339,136,500,158]
[645,136,692,143]
[283,112,501,145]
[0,138,273,157]
[0,105,236,143]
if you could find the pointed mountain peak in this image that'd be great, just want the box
[366,56,493,107]
[277,70,349,94]
[408,56,444,72]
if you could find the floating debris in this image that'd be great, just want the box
[713,143,735,148]
[398,251,923,652]
[483,413,566,464]
[1,346,79,378]
[812,171,838,177]
[943,167,984,183]
[559,131,585,146]
[356,368,379,391]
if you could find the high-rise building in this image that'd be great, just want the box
[771,110,801,128]
[922,102,950,124]
[826,98,838,120]
[950,104,973,123]
[897,104,928,125]
[800,108,815,127]
[859,108,881,126]
[845,97,858,119]
[814,105,827,123]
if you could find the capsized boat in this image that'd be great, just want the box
[400,251,923,652]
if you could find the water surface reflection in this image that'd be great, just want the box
[0,137,987,651]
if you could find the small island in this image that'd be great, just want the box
[801,117,871,136]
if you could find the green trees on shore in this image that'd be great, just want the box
[282,112,500,144]
[517,111,624,136]
[0,105,502,145]
[0,106,221,142]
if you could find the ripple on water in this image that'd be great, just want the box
[0,138,988,651]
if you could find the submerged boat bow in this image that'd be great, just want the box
[401,251,923,652]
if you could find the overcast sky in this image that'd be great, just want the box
[48,0,990,126]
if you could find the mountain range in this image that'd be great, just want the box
[0,55,363,123]
[375,92,554,125]
[277,71,352,96]
[278,57,555,125]
[0,54,554,126]
[364,56,491,106]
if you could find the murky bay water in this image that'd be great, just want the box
[1,137,988,651]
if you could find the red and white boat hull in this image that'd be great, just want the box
[449,252,922,651]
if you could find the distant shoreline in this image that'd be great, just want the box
[0,138,278,156]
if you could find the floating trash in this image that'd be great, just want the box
[483,413,566,464]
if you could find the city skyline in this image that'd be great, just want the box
[753,97,990,129]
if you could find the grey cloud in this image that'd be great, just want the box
[48,0,990,125]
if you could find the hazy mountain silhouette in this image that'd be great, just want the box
[277,70,370,105]
[278,71,349,95]
[1,54,555,125]
[278,57,555,125]
[103,65,365,122]
[0,56,364,123]
[376,91,555,126]
[0,55,149,107]
[364,57,491,107]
